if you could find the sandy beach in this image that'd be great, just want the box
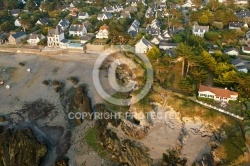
[0,51,213,165]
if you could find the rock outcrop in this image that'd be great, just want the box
[0,128,47,166]
[94,104,152,166]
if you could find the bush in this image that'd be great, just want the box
[52,80,60,86]
[0,115,5,122]
[67,76,79,85]
[197,97,214,103]
[166,81,172,87]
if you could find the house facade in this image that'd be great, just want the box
[47,26,65,47]
[135,37,153,53]
[224,48,239,56]
[198,85,238,102]
[96,24,109,39]
[27,34,45,45]
[14,19,21,27]
[69,24,87,36]
[8,31,26,45]
[192,24,209,37]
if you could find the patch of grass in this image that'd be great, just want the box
[85,128,106,158]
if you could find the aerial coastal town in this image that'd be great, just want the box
[0,0,250,165]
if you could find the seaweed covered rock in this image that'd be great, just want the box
[94,104,152,166]
[0,128,47,166]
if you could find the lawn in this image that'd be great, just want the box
[165,61,182,89]
[85,127,106,158]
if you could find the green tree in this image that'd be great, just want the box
[175,43,194,77]
[214,62,235,76]
[0,21,14,31]
[204,31,221,41]
[25,0,37,11]
[178,76,194,94]
[214,70,238,86]
[201,50,217,71]
[146,46,161,60]
[190,67,208,83]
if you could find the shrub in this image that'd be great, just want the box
[42,80,50,86]
[0,115,5,122]
[19,62,25,67]
[52,80,60,86]
[197,97,214,103]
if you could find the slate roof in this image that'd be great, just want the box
[29,34,43,39]
[139,37,154,47]
[224,48,239,53]
[69,24,86,32]
[48,26,63,36]
[78,12,88,16]
[229,22,245,28]
[10,9,21,15]
[58,18,69,27]
[236,10,250,18]
[12,31,26,39]
[37,17,49,24]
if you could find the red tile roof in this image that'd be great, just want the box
[99,24,109,30]
[199,85,238,98]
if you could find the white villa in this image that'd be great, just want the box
[135,37,154,53]
[47,26,65,47]
[198,85,238,102]
[27,34,45,45]
[96,24,109,39]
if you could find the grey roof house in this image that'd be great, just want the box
[231,58,249,73]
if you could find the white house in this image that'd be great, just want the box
[242,46,250,54]
[128,19,140,37]
[47,26,65,47]
[146,19,161,36]
[224,48,239,56]
[78,12,89,20]
[198,85,238,102]
[69,24,87,36]
[97,13,113,21]
[229,22,248,30]
[235,0,248,5]
[159,42,178,50]
[14,19,21,27]
[192,24,209,37]
[10,9,21,17]
[135,37,154,53]
[27,34,45,45]
[57,18,70,31]
[36,18,49,25]
[96,24,109,39]
[231,58,249,73]
[181,0,193,8]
